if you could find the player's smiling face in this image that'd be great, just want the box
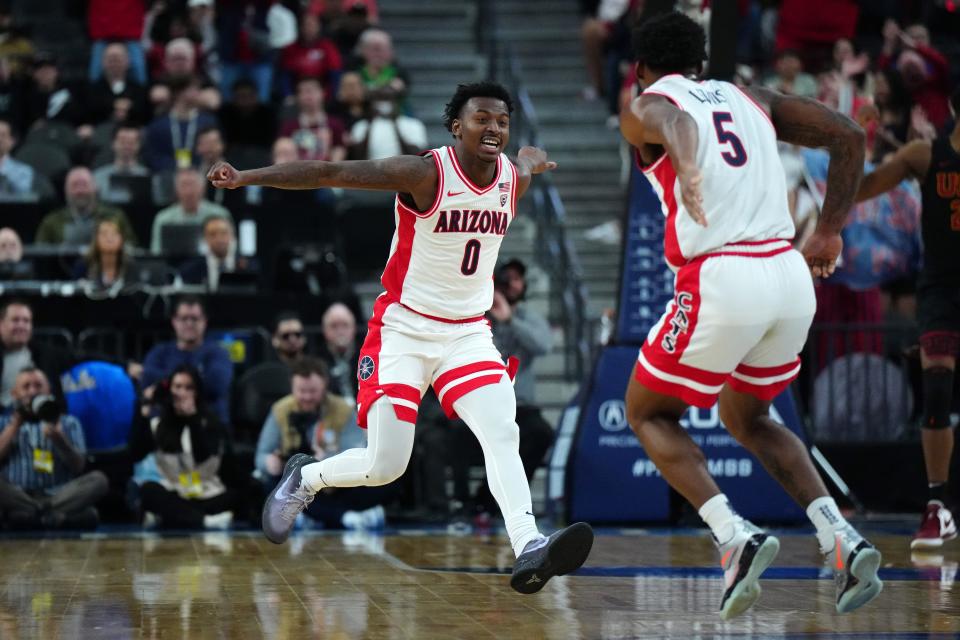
[452,97,510,162]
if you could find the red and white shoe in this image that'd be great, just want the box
[910,501,958,549]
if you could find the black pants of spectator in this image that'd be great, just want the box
[0,471,109,528]
[258,475,398,529]
[442,405,555,513]
[140,482,239,529]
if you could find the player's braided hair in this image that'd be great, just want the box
[443,82,514,132]
[631,11,706,75]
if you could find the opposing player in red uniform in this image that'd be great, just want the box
[619,12,882,618]
[208,82,593,593]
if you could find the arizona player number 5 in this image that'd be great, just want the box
[712,112,747,167]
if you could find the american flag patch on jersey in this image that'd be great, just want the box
[499,181,511,206]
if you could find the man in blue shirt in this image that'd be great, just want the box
[0,119,34,197]
[0,367,108,529]
[142,295,233,424]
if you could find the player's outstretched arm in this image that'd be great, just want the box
[514,146,557,198]
[207,155,438,200]
[620,94,706,226]
[855,139,931,202]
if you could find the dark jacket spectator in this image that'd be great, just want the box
[35,167,138,247]
[144,77,218,172]
[315,302,362,401]
[141,297,233,424]
[22,53,85,130]
[217,79,276,149]
[84,42,149,126]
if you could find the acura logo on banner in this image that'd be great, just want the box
[598,400,628,432]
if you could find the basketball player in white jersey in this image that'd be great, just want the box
[208,82,593,593]
[619,13,882,618]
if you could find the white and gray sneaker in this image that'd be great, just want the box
[825,526,883,613]
[716,522,780,620]
[262,453,317,544]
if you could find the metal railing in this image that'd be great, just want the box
[475,1,595,380]
[803,322,920,444]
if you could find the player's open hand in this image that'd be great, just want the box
[801,230,843,278]
[518,146,558,174]
[207,161,243,189]
[677,164,706,227]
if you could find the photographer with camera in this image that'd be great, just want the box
[0,367,108,529]
[254,358,388,529]
[129,364,238,529]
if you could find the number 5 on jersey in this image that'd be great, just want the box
[712,112,747,167]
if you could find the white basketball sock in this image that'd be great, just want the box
[806,496,851,553]
[452,379,543,557]
[698,494,744,545]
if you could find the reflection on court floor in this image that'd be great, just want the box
[0,526,956,639]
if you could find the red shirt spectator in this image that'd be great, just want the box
[775,0,858,57]
[878,24,951,130]
[280,13,343,95]
[88,0,145,41]
[279,78,346,162]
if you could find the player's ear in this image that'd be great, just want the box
[451,118,462,139]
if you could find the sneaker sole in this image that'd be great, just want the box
[510,522,594,595]
[719,535,780,621]
[261,453,312,545]
[837,547,883,613]
[910,530,957,549]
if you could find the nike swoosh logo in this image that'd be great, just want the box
[447,190,464,197]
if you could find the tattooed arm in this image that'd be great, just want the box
[856,139,931,202]
[746,86,866,277]
[207,155,439,211]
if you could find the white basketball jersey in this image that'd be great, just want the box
[381,146,518,320]
[639,75,795,270]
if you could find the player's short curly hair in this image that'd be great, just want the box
[632,11,706,74]
[443,82,514,132]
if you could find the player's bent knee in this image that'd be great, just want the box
[364,457,409,485]
[922,366,954,430]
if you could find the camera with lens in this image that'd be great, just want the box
[17,394,64,423]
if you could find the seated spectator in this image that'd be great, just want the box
[254,357,386,530]
[350,29,410,114]
[186,0,218,76]
[217,78,276,149]
[151,168,232,254]
[142,296,233,424]
[279,77,347,162]
[0,56,27,135]
[764,49,817,98]
[144,75,218,172]
[332,71,367,130]
[348,98,426,160]
[314,0,377,58]
[252,137,319,209]
[866,68,913,162]
[179,215,259,290]
[87,0,148,85]
[0,227,33,279]
[214,0,276,102]
[92,125,150,204]
[36,167,138,247]
[22,52,84,131]
[194,127,230,204]
[279,12,342,97]
[72,218,133,290]
[0,300,76,404]
[148,38,220,114]
[270,311,307,366]
[0,367,108,529]
[84,42,148,127]
[316,302,361,401]
[0,117,34,198]
[128,364,237,529]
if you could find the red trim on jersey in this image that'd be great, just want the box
[735,358,801,378]
[395,149,444,219]
[724,238,792,246]
[696,245,792,261]
[634,364,718,408]
[439,373,507,418]
[509,161,519,218]
[446,146,501,195]
[643,90,684,110]
[391,404,419,424]
[733,85,776,133]
[726,372,798,401]
[381,206,417,301]
[649,155,684,267]
[434,361,506,395]
[398,301,485,325]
